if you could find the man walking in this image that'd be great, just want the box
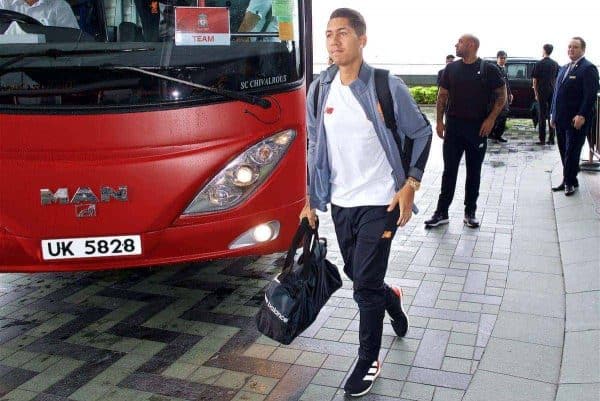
[551,37,599,195]
[301,8,432,397]
[490,50,513,143]
[425,34,506,228]
[532,44,560,145]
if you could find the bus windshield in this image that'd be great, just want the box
[0,0,303,111]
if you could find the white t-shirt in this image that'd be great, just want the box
[0,0,79,29]
[323,73,396,207]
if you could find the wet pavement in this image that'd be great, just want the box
[0,110,598,401]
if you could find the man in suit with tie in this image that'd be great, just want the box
[551,37,599,195]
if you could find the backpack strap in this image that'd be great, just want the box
[480,58,487,86]
[374,68,412,176]
[313,79,320,119]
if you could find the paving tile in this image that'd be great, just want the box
[294,352,327,368]
[379,362,410,381]
[445,344,473,360]
[508,254,562,274]
[311,369,346,387]
[409,307,479,323]
[243,375,277,395]
[506,271,564,294]
[449,333,476,346]
[413,330,450,370]
[268,348,302,364]
[242,344,276,360]
[321,355,355,372]
[442,357,472,374]
[385,350,416,366]
[433,387,464,401]
[566,291,600,331]
[560,330,600,384]
[563,260,600,293]
[408,367,471,390]
[492,311,564,347]
[412,282,443,308]
[479,338,562,383]
[0,389,38,401]
[264,365,318,401]
[500,289,564,318]
[371,377,403,398]
[555,383,600,401]
[463,371,555,401]
[561,237,600,265]
[401,381,435,401]
[231,391,266,401]
[299,384,336,401]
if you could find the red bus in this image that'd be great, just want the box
[0,0,312,272]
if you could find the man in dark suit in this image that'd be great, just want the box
[551,37,599,195]
[532,44,560,145]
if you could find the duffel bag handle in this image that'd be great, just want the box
[281,218,319,276]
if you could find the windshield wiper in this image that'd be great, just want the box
[108,66,272,109]
[0,78,141,96]
[0,47,154,71]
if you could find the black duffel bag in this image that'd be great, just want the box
[255,218,342,345]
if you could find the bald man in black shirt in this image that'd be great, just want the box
[426,34,506,229]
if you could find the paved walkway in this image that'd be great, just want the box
[0,118,598,401]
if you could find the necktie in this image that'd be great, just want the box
[562,63,574,82]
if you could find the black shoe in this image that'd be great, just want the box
[536,141,546,145]
[463,212,480,228]
[565,185,576,196]
[548,139,555,145]
[552,183,565,192]
[424,212,449,227]
[385,286,409,337]
[497,137,508,143]
[344,359,381,397]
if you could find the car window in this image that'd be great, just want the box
[507,63,529,79]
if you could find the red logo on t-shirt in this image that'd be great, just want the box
[325,107,334,114]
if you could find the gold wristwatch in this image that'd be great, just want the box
[405,177,421,191]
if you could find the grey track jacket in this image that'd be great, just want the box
[307,62,433,212]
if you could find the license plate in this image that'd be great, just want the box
[42,235,142,260]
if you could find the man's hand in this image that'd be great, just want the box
[299,200,317,229]
[573,115,586,130]
[479,117,495,137]
[387,185,415,227]
[436,122,446,139]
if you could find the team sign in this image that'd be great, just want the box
[175,7,230,46]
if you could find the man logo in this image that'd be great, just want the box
[41,186,127,218]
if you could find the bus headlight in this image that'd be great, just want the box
[183,130,296,215]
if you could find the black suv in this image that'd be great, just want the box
[503,57,538,118]
[486,57,538,118]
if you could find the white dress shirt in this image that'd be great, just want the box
[0,0,79,29]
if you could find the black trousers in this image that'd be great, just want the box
[436,117,488,215]
[491,113,507,139]
[331,204,399,362]
[556,123,588,186]
[538,92,555,143]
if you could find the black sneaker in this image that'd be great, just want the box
[385,285,409,337]
[463,212,480,228]
[497,137,508,143]
[344,359,381,397]
[424,212,449,227]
